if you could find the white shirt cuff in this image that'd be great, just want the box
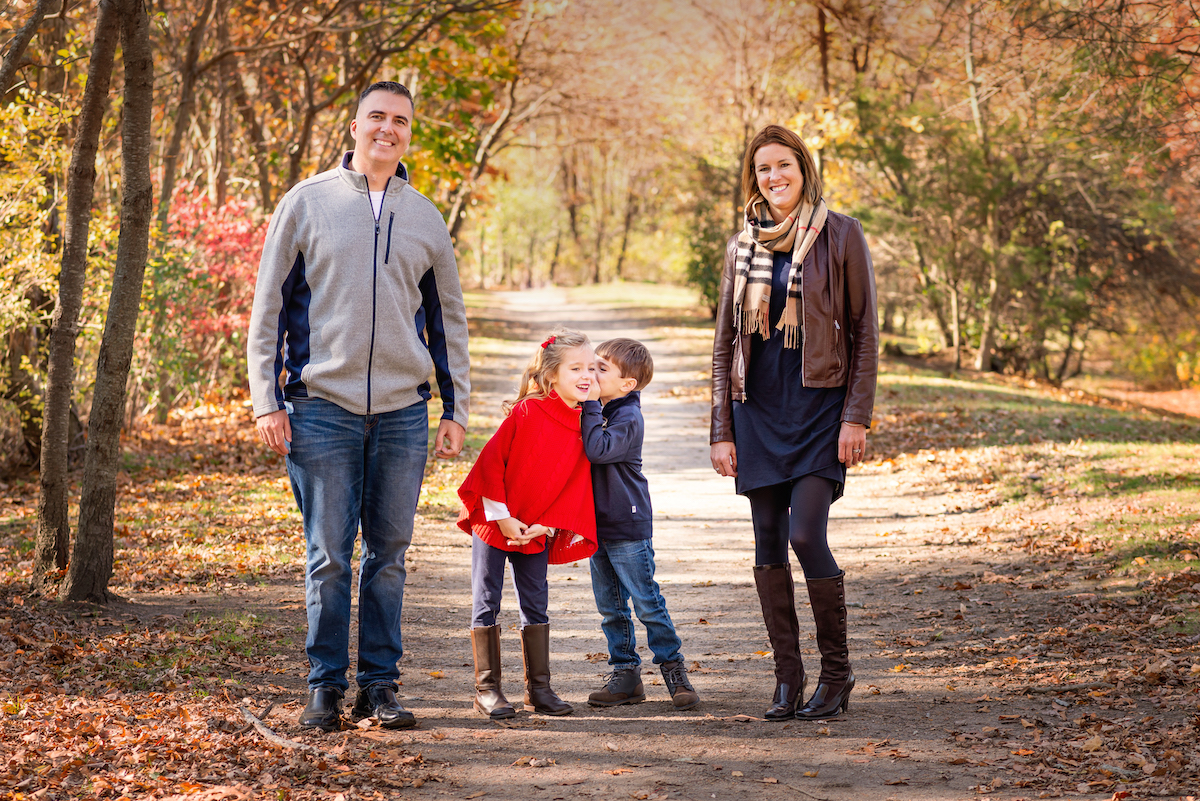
[482,497,510,522]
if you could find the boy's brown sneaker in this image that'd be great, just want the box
[587,667,645,706]
[661,660,699,710]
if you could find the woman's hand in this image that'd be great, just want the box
[838,422,867,468]
[710,441,737,477]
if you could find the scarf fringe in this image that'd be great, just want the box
[739,308,768,337]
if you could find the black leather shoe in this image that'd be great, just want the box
[352,683,417,729]
[299,687,343,732]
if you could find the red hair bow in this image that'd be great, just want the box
[541,335,556,349]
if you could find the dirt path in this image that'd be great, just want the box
[85,288,1188,801]
[378,288,1111,801]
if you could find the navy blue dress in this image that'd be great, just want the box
[731,250,847,499]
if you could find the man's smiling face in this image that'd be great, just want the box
[350,89,414,172]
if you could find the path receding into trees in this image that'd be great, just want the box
[387,287,1104,801]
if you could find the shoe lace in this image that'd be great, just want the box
[603,670,630,690]
[662,663,693,691]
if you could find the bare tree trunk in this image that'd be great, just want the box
[965,4,1002,372]
[445,74,518,243]
[0,0,53,102]
[229,63,274,208]
[211,0,230,206]
[547,229,561,285]
[444,12,539,243]
[31,0,122,594]
[156,0,215,229]
[62,0,154,604]
[975,210,1001,372]
[816,4,830,97]
[911,241,953,348]
[562,152,581,246]
[613,182,637,280]
[949,280,961,370]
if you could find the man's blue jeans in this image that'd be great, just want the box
[286,396,428,692]
[590,538,684,670]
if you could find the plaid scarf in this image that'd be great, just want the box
[733,195,828,348]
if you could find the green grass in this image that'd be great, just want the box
[873,363,1200,581]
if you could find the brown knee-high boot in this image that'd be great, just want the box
[753,563,806,720]
[520,623,573,716]
[797,570,855,720]
[471,626,516,719]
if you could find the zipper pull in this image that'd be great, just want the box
[835,321,841,330]
[375,221,380,236]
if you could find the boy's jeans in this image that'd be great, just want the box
[590,538,684,670]
[286,396,428,692]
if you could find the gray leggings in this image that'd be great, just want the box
[470,534,550,628]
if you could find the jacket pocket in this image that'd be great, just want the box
[384,212,394,264]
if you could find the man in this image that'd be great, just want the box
[247,81,470,731]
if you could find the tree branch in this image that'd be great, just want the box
[0,0,54,104]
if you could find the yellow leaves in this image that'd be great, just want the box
[891,663,909,672]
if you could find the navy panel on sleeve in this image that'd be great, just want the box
[417,267,455,418]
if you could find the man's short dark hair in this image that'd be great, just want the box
[358,81,415,112]
[596,338,654,390]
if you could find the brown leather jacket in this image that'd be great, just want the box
[710,210,878,444]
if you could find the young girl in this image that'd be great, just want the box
[457,329,598,719]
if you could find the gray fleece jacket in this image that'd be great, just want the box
[247,152,470,426]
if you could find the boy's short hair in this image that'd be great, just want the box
[595,338,653,390]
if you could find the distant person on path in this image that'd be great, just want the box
[580,338,699,711]
[457,329,598,719]
[710,124,878,721]
[247,80,471,732]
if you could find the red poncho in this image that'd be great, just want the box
[457,395,597,564]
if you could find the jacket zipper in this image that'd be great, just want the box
[365,177,389,413]
[834,320,842,370]
[799,252,808,387]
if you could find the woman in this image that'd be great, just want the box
[710,124,878,721]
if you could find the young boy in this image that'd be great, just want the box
[580,338,699,710]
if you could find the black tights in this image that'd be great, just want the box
[746,475,840,579]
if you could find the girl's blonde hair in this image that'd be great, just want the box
[503,328,592,415]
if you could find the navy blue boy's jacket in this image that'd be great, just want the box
[580,393,652,541]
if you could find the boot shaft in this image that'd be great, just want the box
[753,563,804,685]
[470,625,503,690]
[805,570,850,682]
